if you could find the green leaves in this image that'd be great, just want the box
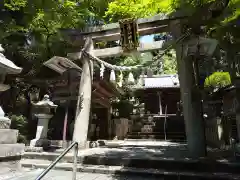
[4,0,28,11]
[204,71,231,88]
[118,50,177,76]
[0,0,111,76]
[105,0,174,21]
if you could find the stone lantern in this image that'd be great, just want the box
[0,44,22,127]
[0,44,25,169]
[30,94,58,147]
[0,44,22,128]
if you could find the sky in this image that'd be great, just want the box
[140,35,154,43]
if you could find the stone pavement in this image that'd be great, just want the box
[0,169,162,180]
[79,140,189,159]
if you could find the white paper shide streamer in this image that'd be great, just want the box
[110,70,116,82]
[118,71,123,87]
[127,72,135,84]
[100,63,105,79]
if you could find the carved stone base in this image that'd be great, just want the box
[0,120,11,129]
[0,129,18,144]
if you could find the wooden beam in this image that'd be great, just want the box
[92,90,108,99]
[92,92,111,108]
[92,98,110,108]
[86,14,168,34]
[98,80,122,96]
[88,25,168,42]
[93,82,114,98]
[61,14,187,42]
[61,14,170,42]
[52,96,77,101]
[68,40,164,59]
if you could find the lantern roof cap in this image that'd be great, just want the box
[34,94,58,108]
[0,44,22,74]
[0,106,10,121]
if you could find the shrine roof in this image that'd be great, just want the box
[131,74,180,89]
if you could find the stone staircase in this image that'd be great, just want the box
[20,141,240,180]
[127,114,186,142]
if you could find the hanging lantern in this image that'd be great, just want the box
[117,71,123,87]
[128,72,135,84]
[119,18,139,52]
[110,70,116,82]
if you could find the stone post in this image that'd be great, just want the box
[73,38,94,148]
[170,20,206,157]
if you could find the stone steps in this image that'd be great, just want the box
[129,131,185,136]
[22,152,74,163]
[81,156,240,175]
[127,133,186,141]
[129,114,185,141]
[21,141,239,180]
[0,144,25,157]
[21,150,240,176]
[21,159,240,180]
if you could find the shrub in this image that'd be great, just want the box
[204,72,231,89]
[9,114,28,144]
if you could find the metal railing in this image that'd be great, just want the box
[35,141,78,180]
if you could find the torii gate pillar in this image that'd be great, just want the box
[72,38,94,148]
[170,20,206,157]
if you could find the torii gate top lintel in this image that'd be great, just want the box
[66,13,188,59]
[62,13,188,43]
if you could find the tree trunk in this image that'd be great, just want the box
[226,51,236,81]
[235,78,240,142]
[72,38,93,148]
[171,20,206,157]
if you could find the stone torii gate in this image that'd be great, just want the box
[66,14,219,157]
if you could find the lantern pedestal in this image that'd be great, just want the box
[0,105,24,171]
[30,114,53,147]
